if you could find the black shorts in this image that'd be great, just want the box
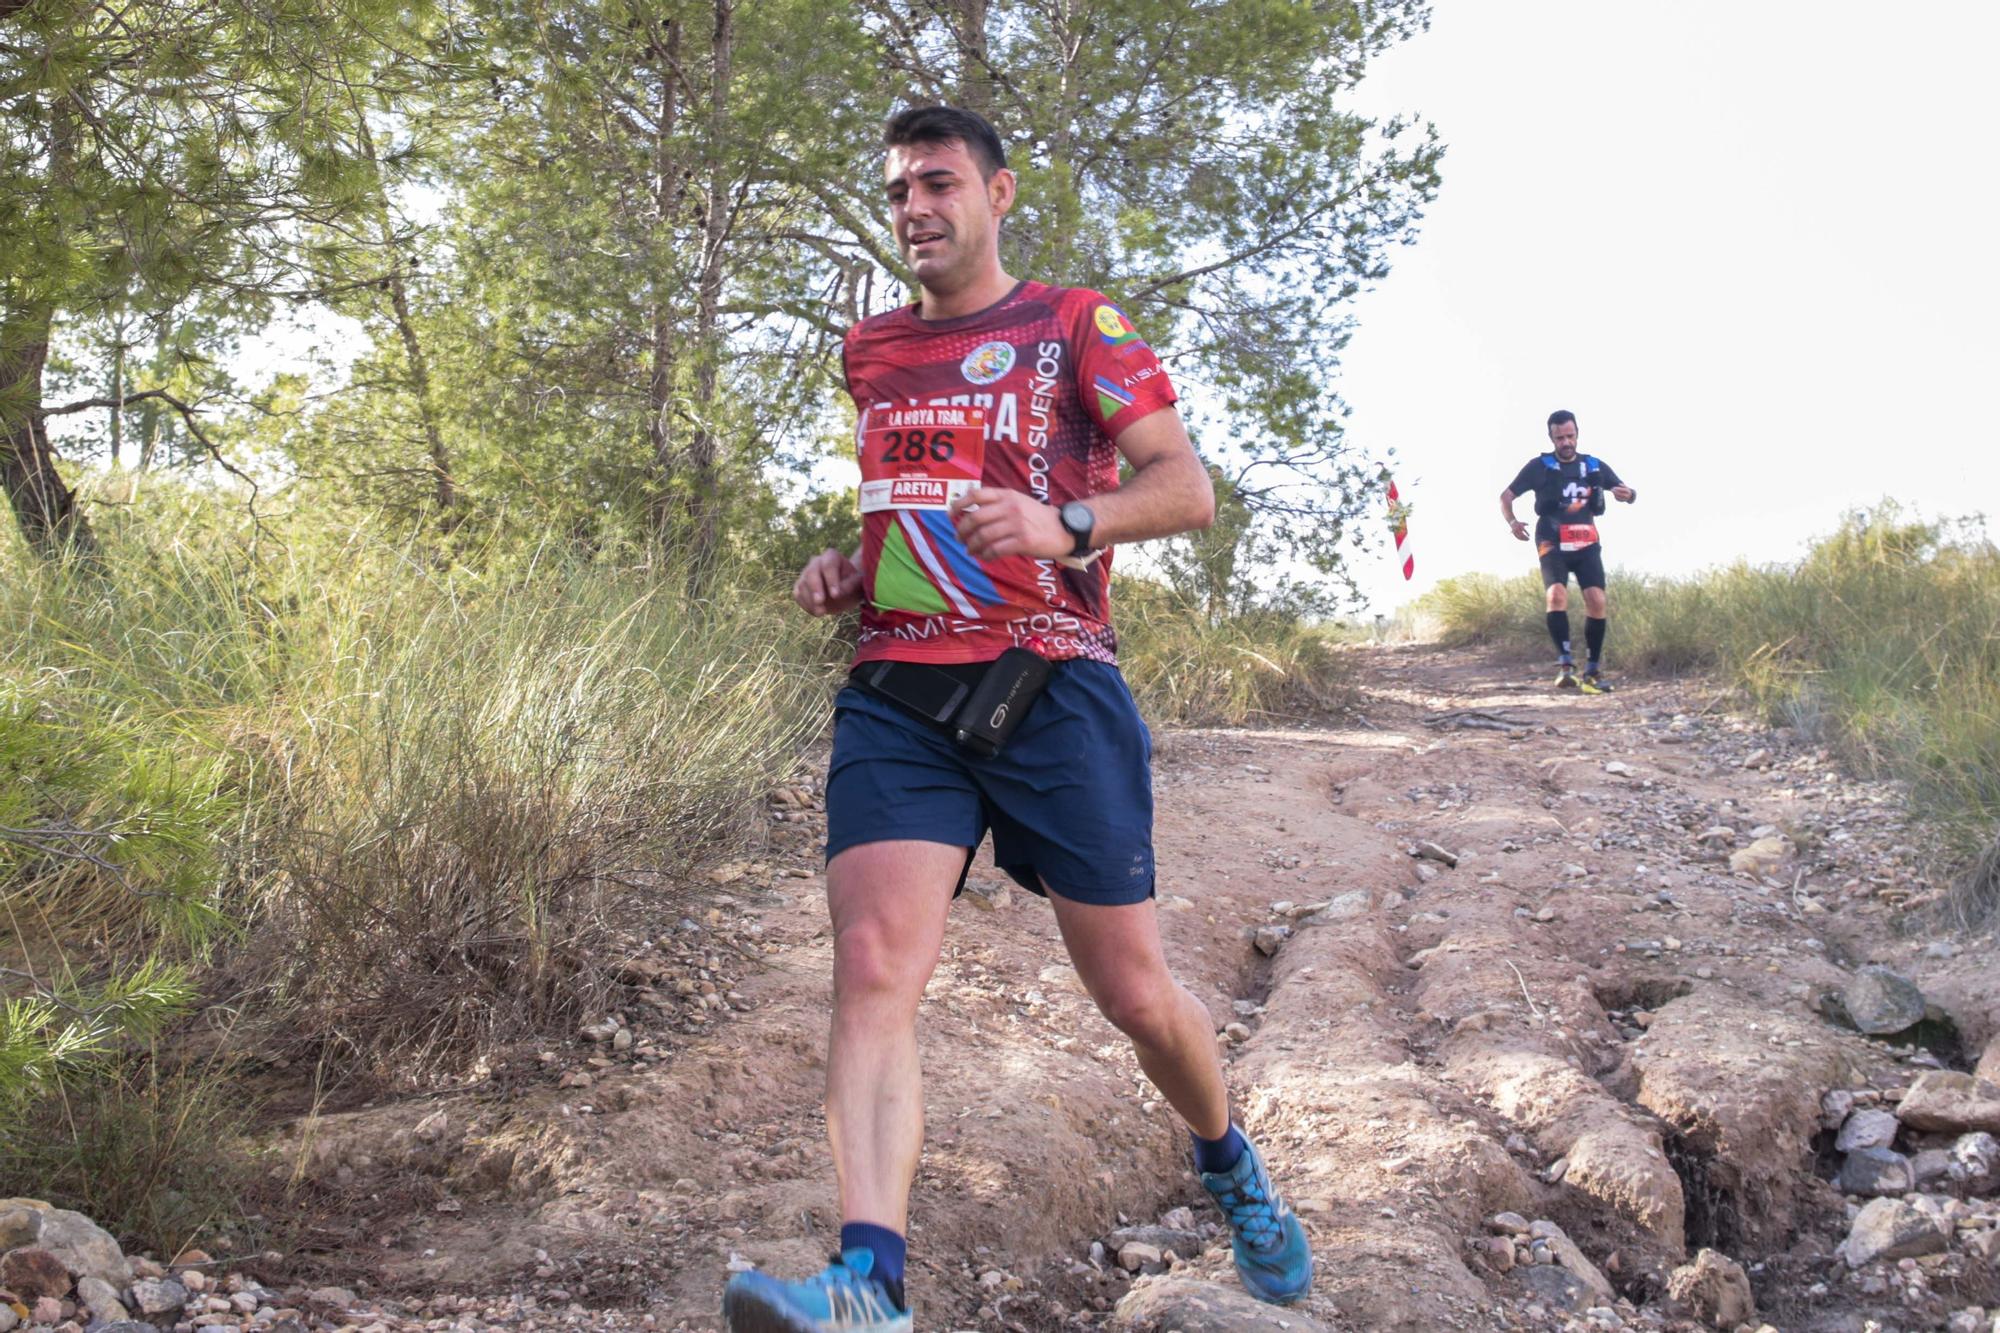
[1538,542,1606,591]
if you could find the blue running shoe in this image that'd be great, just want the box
[722,1247,911,1333]
[1200,1136,1314,1305]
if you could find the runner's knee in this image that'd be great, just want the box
[1545,585,1568,612]
[1092,979,1183,1047]
[1582,588,1607,616]
[832,918,932,1010]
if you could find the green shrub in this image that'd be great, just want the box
[1117,578,1351,726]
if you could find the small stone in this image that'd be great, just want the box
[1252,926,1289,957]
[1116,1241,1163,1273]
[1742,748,1771,769]
[611,1028,633,1052]
[1820,1089,1856,1130]
[1487,1237,1516,1271]
[1835,1107,1901,1153]
[558,1070,593,1089]
[1518,1263,1591,1311]
[181,1268,209,1293]
[0,1306,15,1333]
[1604,761,1633,776]
[1414,841,1459,868]
[1487,1212,1530,1235]
[76,1276,126,1322]
[1948,1131,2000,1191]
[129,1277,190,1316]
[1695,825,1735,845]
[1542,1155,1570,1183]
[1911,1148,1954,1186]
[963,880,1011,911]
[30,1297,62,1326]
[579,1020,619,1043]
[1728,836,1790,876]
[1838,1146,1915,1196]
[1666,1248,1755,1327]
[0,1206,40,1251]
[1222,1022,1252,1044]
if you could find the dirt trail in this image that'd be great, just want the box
[284,646,2000,1332]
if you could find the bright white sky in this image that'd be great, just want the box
[1334,0,2000,612]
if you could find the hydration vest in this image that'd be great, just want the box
[1542,453,1608,515]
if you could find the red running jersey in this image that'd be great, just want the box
[842,280,1178,666]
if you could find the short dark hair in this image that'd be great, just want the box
[1547,410,1577,431]
[884,105,1007,179]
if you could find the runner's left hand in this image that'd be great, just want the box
[950,487,1072,561]
[1611,485,1635,503]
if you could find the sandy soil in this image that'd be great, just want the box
[273,644,2000,1333]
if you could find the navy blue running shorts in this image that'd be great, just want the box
[824,658,1156,906]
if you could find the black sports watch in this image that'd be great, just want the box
[1058,501,1096,556]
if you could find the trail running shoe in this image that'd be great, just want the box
[722,1247,911,1333]
[1200,1136,1314,1305]
[1554,664,1579,690]
[1579,672,1614,694]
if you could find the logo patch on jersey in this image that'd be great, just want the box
[1092,304,1144,350]
[1094,375,1135,420]
[960,340,1016,386]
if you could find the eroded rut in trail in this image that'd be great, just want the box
[277,646,2000,1332]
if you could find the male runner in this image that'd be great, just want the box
[1500,409,1637,692]
[721,105,1313,1332]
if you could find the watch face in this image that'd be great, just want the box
[1061,502,1092,535]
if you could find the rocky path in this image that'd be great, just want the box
[20,645,2000,1333]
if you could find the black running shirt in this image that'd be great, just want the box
[1508,453,1625,545]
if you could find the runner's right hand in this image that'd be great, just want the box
[794,548,864,616]
[1509,519,1530,542]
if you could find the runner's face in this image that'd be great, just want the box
[1549,421,1579,461]
[885,140,1010,291]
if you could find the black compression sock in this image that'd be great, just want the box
[1546,611,1572,662]
[1585,615,1606,669]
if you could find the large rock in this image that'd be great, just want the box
[0,1246,73,1299]
[1667,1248,1756,1328]
[1841,965,1927,1035]
[1110,1276,1332,1331]
[1834,1107,1900,1152]
[1838,1146,1915,1196]
[1840,1197,1949,1266]
[1897,1071,2000,1135]
[34,1208,131,1290]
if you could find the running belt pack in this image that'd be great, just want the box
[852,648,1051,758]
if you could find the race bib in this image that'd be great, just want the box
[859,405,985,513]
[1558,522,1599,552]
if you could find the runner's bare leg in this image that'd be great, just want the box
[1048,893,1230,1138]
[824,839,962,1231]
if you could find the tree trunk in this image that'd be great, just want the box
[646,18,685,546]
[108,313,125,467]
[355,117,453,515]
[954,0,993,115]
[0,303,98,559]
[683,0,733,577]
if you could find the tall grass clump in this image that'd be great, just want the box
[1421,506,2000,921]
[1117,577,1351,725]
[2,483,839,1088]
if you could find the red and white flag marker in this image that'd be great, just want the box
[1383,472,1414,581]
